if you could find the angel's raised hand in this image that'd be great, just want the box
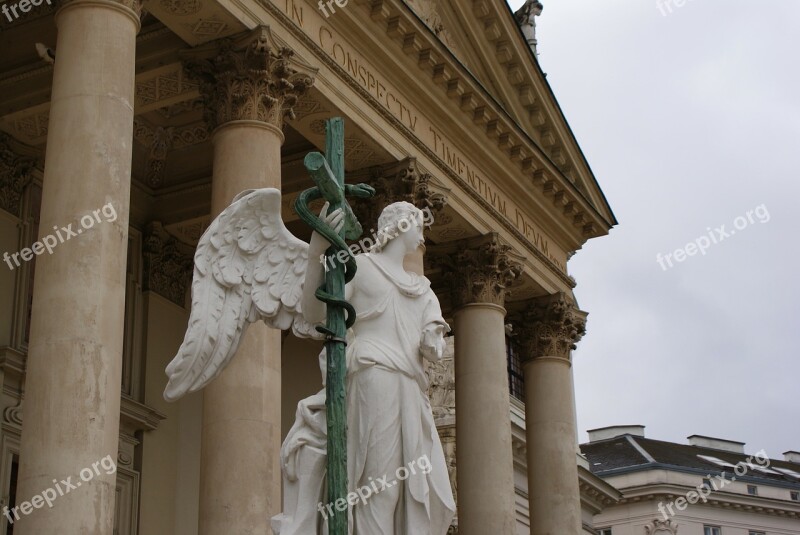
[319,201,345,235]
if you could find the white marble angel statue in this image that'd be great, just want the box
[162,187,455,535]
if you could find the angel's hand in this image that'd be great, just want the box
[315,201,345,243]
[420,322,449,363]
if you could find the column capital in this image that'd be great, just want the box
[182,26,317,132]
[436,233,523,309]
[509,292,587,362]
[351,157,448,230]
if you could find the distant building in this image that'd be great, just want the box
[581,426,800,535]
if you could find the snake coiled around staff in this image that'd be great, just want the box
[293,184,375,334]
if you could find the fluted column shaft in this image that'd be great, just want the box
[15,0,140,533]
[513,293,587,535]
[446,235,522,535]
[184,26,315,534]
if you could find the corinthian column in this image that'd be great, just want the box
[510,293,587,535]
[441,234,522,535]
[14,0,140,533]
[183,27,315,534]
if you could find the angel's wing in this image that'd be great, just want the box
[163,188,320,402]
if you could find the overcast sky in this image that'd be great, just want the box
[506,0,799,459]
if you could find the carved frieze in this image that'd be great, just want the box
[133,117,211,187]
[142,222,194,306]
[183,26,317,131]
[425,337,455,420]
[0,134,37,217]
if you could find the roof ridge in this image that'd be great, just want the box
[626,434,657,464]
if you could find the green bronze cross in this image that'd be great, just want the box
[294,117,374,535]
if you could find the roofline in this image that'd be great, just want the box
[502,1,618,228]
[687,434,746,446]
[589,462,800,491]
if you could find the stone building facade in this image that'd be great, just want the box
[0,0,617,533]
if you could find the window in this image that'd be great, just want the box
[505,335,525,401]
[748,531,765,535]
[702,477,713,490]
[791,491,799,501]
[599,529,612,535]
[747,484,758,496]
[704,526,722,535]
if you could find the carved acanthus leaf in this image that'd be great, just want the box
[509,292,586,361]
[351,158,448,230]
[436,234,523,308]
[183,26,317,130]
[644,518,679,534]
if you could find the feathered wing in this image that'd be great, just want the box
[163,188,320,402]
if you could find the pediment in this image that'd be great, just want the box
[401,0,616,229]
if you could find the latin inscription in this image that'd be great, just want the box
[276,1,567,271]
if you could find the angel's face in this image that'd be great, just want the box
[397,211,425,254]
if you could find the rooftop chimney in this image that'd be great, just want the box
[588,425,645,443]
[515,1,544,56]
[784,451,800,464]
[687,435,745,454]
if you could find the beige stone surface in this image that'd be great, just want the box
[454,302,518,534]
[198,121,284,534]
[524,355,583,534]
[138,293,200,535]
[13,0,139,533]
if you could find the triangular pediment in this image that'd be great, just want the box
[402,0,616,229]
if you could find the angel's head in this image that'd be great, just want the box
[371,201,427,254]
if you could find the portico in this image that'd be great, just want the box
[0,0,616,533]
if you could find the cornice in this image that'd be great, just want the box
[256,0,576,289]
[120,395,166,432]
[579,466,623,512]
[477,1,616,226]
[352,0,614,239]
[614,483,800,519]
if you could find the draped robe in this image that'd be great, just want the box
[272,253,455,535]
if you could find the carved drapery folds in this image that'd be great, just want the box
[0,134,36,217]
[183,26,316,130]
[437,234,523,308]
[510,292,587,362]
[351,157,448,230]
[143,222,194,306]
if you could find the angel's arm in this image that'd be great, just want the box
[420,321,449,363]
[302,202,345,325]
